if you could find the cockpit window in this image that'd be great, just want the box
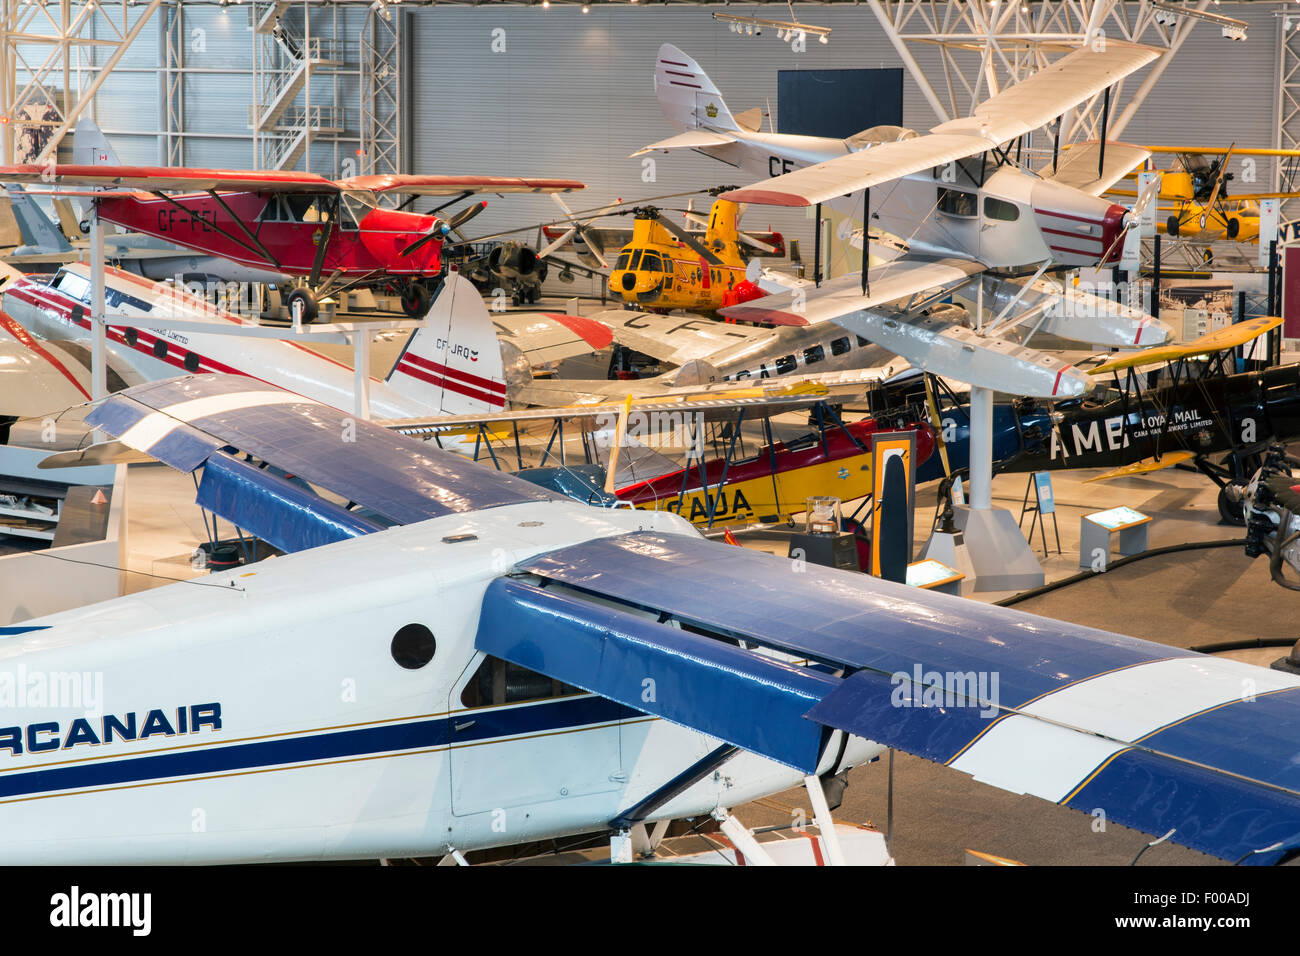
[615,250,631,271]
[984,196,1020,222]
[937,188,977,218]
[459,654,583,708]
[53,270,92,303]
[642,252,663,273]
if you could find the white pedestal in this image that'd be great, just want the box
[945,505,1045,593]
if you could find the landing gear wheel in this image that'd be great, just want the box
[400,283,431,317]
[286,287,319,323]
[1166,215,1181,238]
[1218,481,1248,526]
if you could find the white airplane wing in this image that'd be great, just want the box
[589,308,779,366]
[719,256,985,327]
[724,42,1161,207]
[492,311,615,365]
[1038,141,1152,196]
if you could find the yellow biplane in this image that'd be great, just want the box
[1112,145,1300,242]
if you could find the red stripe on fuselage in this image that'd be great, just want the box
[400,351,506,395]
[0,309,91,400]
[394,360,506,408]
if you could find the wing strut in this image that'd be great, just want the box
[859,189,870,296]
[1097,86,1112,179]
[206,189,283,269]
[608,743,739,831]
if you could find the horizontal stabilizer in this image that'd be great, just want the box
[630,129,738,158]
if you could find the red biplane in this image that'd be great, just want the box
[0,165,584,319]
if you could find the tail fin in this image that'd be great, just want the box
[73,117,121,166]
[655,43,738,132]
[386,273,508,415]
[5,186,72,253]
[704,199,741,247]
[72,119,120,222]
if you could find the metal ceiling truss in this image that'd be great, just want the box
[863,0,1210,154]
[360,1,402,185]
[0,0,162,165]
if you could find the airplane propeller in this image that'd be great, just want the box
[1097,172,1161,267]
[399,200,488,257]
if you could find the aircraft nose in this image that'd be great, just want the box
[1099,203,1128,264]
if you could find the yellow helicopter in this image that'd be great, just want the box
[608,198,782,313]
[1112,145,1300,242]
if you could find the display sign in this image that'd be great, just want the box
[1083,506,1150,531]
[1033,471,1055,515]
[906,559,963,590]
[1259,199,1280,269]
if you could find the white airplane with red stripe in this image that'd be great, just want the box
[0,263,609,420]
[637,43,1172,397]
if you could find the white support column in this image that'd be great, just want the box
[353,329,372,421]
[968,386,994,511]
[712,809,777,866]
[803,775,846,867]
[89,208,106,403]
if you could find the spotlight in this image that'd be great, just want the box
[541,0,549,7]
[582,2,589,11]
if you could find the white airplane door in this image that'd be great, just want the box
[447,653,624,817]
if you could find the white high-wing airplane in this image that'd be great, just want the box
[0,263,612,421]
[638,43,1170,396]
[3,371,1300,865]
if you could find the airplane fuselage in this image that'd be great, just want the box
[1,265,435,419]
[699,136,1128,271]
[0,501,879,863]
[96,191,444,280]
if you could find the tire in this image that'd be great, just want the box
[1218,482,1247,526]
[1165,215,1181,238]
[400,283,431,317]
[286,287,319,323]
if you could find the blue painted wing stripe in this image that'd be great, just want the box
[1063,749,1300,866]
[476,577,836,773]
[803,668,1000,765]
[1132,687,1300,793]
[517,532,1185,708]
[196,452,382,553]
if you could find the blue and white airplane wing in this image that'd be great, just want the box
[85,374,560,553]
[483,531,1300,865]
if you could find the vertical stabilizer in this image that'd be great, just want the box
[386,273,508,414]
